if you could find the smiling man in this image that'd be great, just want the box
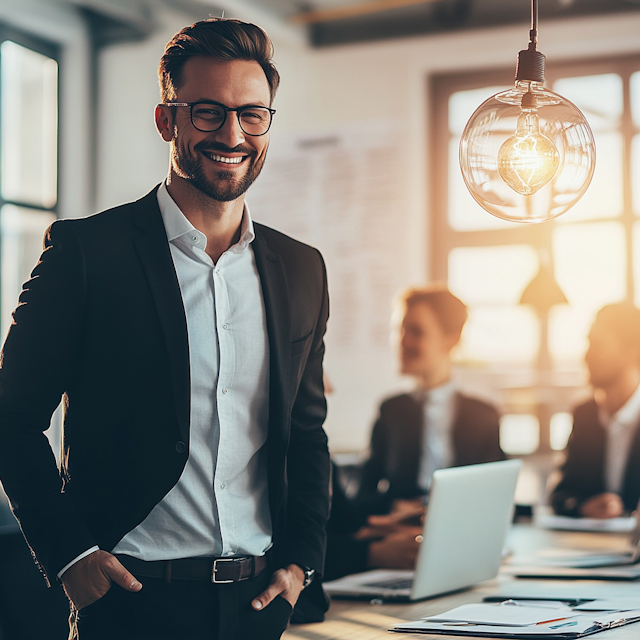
[356,286,504,517]
[0,19,330,640]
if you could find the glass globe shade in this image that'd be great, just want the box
[459,80,595,223]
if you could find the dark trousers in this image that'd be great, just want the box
[70,567,292,640]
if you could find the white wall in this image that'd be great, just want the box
[95,9,640,452]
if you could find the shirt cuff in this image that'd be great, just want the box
[57,546,100,580]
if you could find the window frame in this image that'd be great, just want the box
[0,23,61,214]
[430,54,640,295]
[429,55,640,454]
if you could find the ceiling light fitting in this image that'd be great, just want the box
[458,0,595,223]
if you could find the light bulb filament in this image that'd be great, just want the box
[498,106,560,196]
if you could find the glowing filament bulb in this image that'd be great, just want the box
[497,93,560,196]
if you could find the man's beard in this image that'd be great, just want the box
[172,140,266,202]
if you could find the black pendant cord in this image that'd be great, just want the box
[515,0,545,83]
[531,0,538,44]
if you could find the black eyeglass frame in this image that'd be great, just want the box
[161,101,276,136]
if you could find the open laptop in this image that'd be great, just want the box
[510,511,640,580]
[323,459,522,602]
[548,529,640,569]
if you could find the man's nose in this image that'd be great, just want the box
[215,112,246,148]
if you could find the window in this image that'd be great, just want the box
[431,57,640,454]
[0,29,59,340]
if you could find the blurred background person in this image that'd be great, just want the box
[323,285,504,580]
[356,285,504,518]
[551,303,640,519]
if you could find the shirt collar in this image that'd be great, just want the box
[599,382,640,430]
[413,380,455,404]
[157,181,255,252]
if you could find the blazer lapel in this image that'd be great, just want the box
[398,394,424,496]
[132,189,191,443]
[252,226,292,517]
[623,419,640,509]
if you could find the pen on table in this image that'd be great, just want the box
[549,621,579,629]
[536,617,572,626]
[501,599,571,610]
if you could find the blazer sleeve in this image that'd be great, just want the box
[477,402,504,463]
[355,404,393,516]
[283,249,331,576]
[0,221,97,581]
[550,403,606,516]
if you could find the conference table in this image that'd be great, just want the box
[283,523,640,640]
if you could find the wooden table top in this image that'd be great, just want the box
[284,523,640,640]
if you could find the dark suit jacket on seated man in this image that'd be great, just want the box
[357,389,504,515]
[324,286,503,581]
[0,19,330,640]
[551,303,640,519]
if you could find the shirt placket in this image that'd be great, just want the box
[212,253,238,556]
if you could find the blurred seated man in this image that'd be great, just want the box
[356,285,504,517]
[551,303,640,519]
[323,286,503,580]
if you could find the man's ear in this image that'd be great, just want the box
[155,105,174,142]
[444,332,461,353]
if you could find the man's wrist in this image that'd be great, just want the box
[292,563,315,588]
[57,546,100,580]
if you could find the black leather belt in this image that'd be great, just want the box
[114,554,268,584]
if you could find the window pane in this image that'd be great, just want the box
[448,137,512,231]
[449,85,509,135]
[633,135,640,217]
[633,222,640,307]
[550,412,573,451]
[500,414,540,455]
[548,305,592,366]
[551,222,625,365]
[1,41,58,208]
[457,306,539,364]
[553,222,626,311]
[1,205,55,339]
[553,73,622,132]
[558,132,623,222]
[631,70,640,128]
[448,245,538,305]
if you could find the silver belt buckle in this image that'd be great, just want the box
[212,557,239,584]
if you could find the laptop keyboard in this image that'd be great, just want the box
[362,577,413,591]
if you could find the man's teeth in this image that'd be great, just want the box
[205,153,243,164]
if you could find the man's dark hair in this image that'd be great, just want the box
[595,302,640,351]
[400,285,468,341]
[158,18,280,104]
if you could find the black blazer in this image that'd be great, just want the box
[356,391,504,514]
[0,186,331,584]
[550,399,640,516]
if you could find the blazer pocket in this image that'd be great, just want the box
[291,330,313,357]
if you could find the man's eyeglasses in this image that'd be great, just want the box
[161,101,276,136]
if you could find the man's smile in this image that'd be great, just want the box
[200,150,248,165]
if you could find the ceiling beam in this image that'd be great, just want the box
[191,0,307,47]
[290,0,441,25]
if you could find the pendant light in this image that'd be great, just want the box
[459,0,595,223]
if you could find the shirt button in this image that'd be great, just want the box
[221,387,228,395]
[191,235,199,243]
[220,481,226,490]
[222,324,228,330]
[215,269,221,275]
[175,441,186,454]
